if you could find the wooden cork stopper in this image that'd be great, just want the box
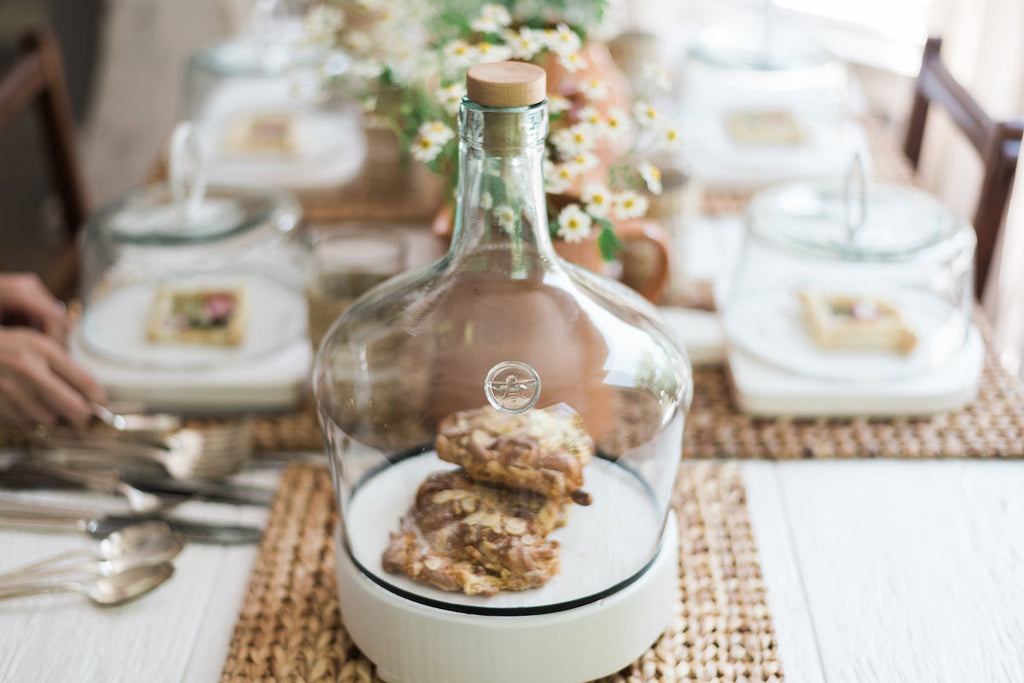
[466,62,546,108]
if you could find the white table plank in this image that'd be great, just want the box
[766,460,1024,683]
[742,461,826,683]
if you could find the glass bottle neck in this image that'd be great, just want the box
[448,99,552,271]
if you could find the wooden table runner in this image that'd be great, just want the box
[221,461,784,682]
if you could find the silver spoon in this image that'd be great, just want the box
[0,562,175,606]
[0,521,184,585]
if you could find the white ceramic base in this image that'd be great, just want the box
[726,322,985,417]
[335,511,680,683]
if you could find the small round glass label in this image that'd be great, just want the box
[484,361,541,414]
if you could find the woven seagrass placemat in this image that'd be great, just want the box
[221,461,784,682]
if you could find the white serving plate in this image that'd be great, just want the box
[725,321,984,417]
[71,333,312,413]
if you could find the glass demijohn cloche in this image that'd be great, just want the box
[313,62,692,683]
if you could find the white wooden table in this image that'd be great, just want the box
[2,456,1022,682]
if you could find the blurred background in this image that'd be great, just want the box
[2,0,1023,372]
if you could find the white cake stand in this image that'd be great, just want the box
[335,507,679,683]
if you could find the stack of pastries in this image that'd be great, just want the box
[382,403,595,596]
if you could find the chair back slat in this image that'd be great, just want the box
[0,26,88,300]
[903,36,1024,299]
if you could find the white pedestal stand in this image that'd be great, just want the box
[335,511,680,683]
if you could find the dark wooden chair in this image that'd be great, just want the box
[0,26,88,300]
[904,36,1024,300]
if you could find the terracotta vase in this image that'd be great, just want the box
[542,41,634,195]
[552,219,670,303]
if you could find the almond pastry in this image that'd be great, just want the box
[725,108,807,146]
[146,284,247,346]
[222,112,297,155]
[435,403,595,505]
[798,291,918,354]
[382,470,565,596]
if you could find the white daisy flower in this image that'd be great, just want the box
[612,190,649,220]
[582,183,613,217]
[551,125,596,156]
[423,120,454,142]
[503,28,544,60]
[471,4,512,33]
[443,40,477,69]
[411,121,454,163]
[475,41,513,63]
[546,23,582,56]
[480,191,493,209]
[578,78,610,102]
[564,152,599,176]
[544,160,574,194]
[557,204,593,243]
[558,51,587,72]
[575,105,604,131]
[412,134,444,163]
[637,161,663,195]
[661,122,685,148]
[547,94,572,115]
[436,83,466,117]
[304,5,345,47]
[634,101,661,128]
[493,204,517,232]
[604,107,633,143]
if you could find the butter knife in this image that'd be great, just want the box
[120,474,275,507]
[0,460,274,507]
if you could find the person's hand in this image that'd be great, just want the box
[0,272,70,344]
[0,327,107,427]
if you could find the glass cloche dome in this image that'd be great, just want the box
[313,62,692,683]
[184,9,365,192]
[723,164,976,383]
[77,142,306,374]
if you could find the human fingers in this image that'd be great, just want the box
[0,392,37,426]
[0,330,95,427]
[0,273,69,341]
[0,364,61,426]
[31,336,107,427]
[43,340,108,407]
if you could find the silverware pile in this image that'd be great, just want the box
[0,520,181,606]
[0,459,270,543]
[31,404,256,480]
[0,405,272,607]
